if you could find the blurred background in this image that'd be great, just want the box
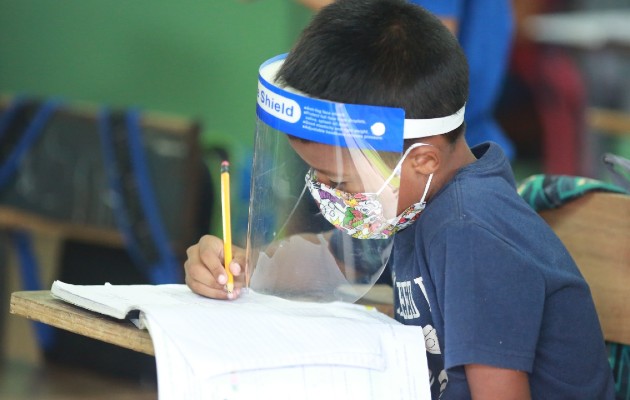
[1,0,629,398]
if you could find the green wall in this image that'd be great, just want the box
[0,0,313,237]
[0,0,311,145]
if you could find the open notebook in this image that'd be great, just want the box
[51,281,197,328]
[51,280,430,399]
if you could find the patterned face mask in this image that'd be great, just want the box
[305,144,433,239]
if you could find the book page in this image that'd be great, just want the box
[139,289,431,399]
[51,281,198,319]
[141,289,390,377]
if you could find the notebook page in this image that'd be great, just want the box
[194,328,429,400]
[144,292,430,399]
[51,281,196,319]
[140,289,392,379]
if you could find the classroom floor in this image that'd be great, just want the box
[0,358,157,400]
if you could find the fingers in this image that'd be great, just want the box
[184,235,246,300]
[199,235,230,282]
[231,247,246,276]
[185,235,228,298]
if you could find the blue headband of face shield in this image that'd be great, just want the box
[256,53,466,152]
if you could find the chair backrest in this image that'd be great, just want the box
[588,107,630,138]
[539,192,630,345]
[0,96,204,259]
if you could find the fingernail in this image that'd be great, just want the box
[227,292,234,300]
[231,261,241,275]
[218,274,227,285]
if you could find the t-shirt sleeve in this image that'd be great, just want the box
[409,0,463,18]
[428,221,545,372]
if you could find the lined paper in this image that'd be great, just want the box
[141,289,430,399]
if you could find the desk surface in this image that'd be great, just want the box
[9,291,155,356]
[10,288,395,358]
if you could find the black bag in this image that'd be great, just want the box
[1,97,214,380]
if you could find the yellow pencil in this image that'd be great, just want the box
[220,161,234,294]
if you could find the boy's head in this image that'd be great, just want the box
[274,0,471,217]
[278,0,469,144]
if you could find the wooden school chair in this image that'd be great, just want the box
[586,107,630,179]
[539,191,630,345]
[539,191,630,396]
[588,108,630,139]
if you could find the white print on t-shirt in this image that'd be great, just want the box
[396,280,420,319]
[396,276,430,319]
[438,369,448,397]
[414,276,431,311]
[429,368,449,398]
[423,325,441,354]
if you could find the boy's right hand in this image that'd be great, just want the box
[184,235,245,300]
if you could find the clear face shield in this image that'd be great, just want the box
[246,55,466,303]
[245,55,408,303]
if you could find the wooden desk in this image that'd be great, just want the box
[9,287,395,358]
[9,291,154,356]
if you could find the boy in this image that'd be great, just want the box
[185,0,614,398]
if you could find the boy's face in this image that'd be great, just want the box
[289,139,361,192]
[288,137,425,215]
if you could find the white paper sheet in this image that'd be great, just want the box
[140,289,430,400]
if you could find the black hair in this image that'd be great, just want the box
[277,0,469,144]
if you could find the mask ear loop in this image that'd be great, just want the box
[376,142,431,196]
[420,173,433,204]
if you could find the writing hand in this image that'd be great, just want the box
[184,235,245,300]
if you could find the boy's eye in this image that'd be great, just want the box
[312,170,348,191]
[314,172,340,187]
[329,180,346,190]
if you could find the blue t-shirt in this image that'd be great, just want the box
[391,143,614,398]
[410,0,515,160]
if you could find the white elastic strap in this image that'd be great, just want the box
[376,143,430,195]
[420,173,433,204]
[403,105,466,139]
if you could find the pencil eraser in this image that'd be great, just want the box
[221,160,229,172]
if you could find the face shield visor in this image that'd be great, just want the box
[245,54,465,303]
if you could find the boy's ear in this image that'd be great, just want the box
[409,145,440,175]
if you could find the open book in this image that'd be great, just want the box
[51,281,199,328]
[50,280,430,400]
